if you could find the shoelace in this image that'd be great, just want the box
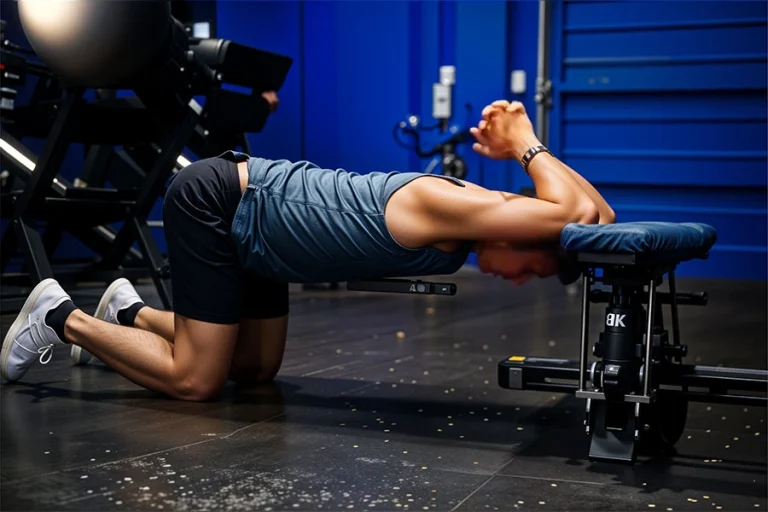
[13,321,55,365]
[32,321,55,364]
[12,340,55,365]
[38,344,54,365]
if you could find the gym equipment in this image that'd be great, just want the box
[348,279,456,296]
[1,2,293,312]
[393,66,472,180]
[17,0,174,89]
[1,7,211,310]
[497,221,768,462]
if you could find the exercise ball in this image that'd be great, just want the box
[18,0,173,88]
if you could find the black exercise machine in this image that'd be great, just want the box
[1,8,214,311]
[497,221,767,462]
[349,221,768,463]
[1,2,292,313]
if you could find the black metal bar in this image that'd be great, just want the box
[79,145,114,187]
[347,279,456,296]
[14,90,82,216]
[14,217,53,281]
[133,217,173,310]
[102,102,200,267]
[0,128,36,180]
[42,222,64,259]
[499,356,768,395]
[68,225,143,265]
[668,364,768,393]
[673,391,767,407]
[589,289,707,306]
[0,225,18,272]
[106,148,148,190]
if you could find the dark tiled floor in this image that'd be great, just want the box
[1,270,766,511]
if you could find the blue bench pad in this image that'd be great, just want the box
[560,222,717,262]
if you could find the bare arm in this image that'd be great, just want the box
[424,103,599,245]
[557,161,615,224]
[461,163,613,223]
[476,100,615,224]
[430,155,598,244]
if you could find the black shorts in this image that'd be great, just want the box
[162,156,289,324]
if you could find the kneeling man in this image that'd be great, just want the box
[1,101,614,400]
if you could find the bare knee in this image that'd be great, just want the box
[173,377,226,402]
[230,364,280,386]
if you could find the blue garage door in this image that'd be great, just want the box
[548,1,767,279]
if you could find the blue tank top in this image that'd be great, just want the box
[223,151,471,283]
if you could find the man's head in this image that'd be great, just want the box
[475,241,561,285]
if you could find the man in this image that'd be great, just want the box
[1,101,614,400]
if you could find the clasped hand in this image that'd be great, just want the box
[469,100,541,163]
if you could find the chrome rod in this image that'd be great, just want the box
[643,279,657,396]
[579,273,591,391]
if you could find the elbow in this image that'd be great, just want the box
[601,206,617,224]
[573,200,600,225]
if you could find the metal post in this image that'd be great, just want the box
[15,217,53,281]
[668,270,682,362]
[535,0,551,145]
[643,279,657,396]
[578,272,591,391]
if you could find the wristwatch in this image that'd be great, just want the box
[520,145,552,174]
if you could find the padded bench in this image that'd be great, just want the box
[557,221,718,284]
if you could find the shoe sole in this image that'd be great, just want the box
[1,278,60,382]
[71,278,131,365]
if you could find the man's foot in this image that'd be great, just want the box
[71,278,144,365]
[1,279,72,382]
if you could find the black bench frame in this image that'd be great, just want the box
[498,251,768,463]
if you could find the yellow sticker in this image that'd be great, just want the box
[508,356,526,362]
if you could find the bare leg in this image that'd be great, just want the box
[228,315,289,385]
[65,310,239,401]
[116,309,287,385]
[134,307,175,342]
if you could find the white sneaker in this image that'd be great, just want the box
[1,279,71,382]
[71,278,143,365]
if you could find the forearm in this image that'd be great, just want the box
[524,150,598,223]
[557,160,615,224]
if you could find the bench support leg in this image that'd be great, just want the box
[588,401,637,463]
[498,266,768,463]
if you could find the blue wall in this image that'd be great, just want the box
[548,0,767,280]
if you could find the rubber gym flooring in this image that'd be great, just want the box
[1,269,766,511]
